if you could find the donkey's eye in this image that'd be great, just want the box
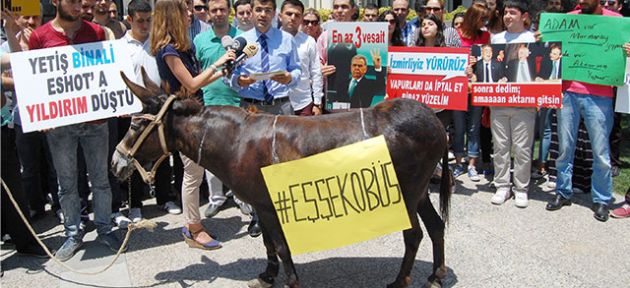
[130,122,141,131]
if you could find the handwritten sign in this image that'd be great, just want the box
[387,46,469,111]
[261,136,411,255]
[326,23,388,109]
[10,40,141,133]
[539,13,630,86]
[470,42,563,108]
[616,57,630,114]
[1,0,40,16]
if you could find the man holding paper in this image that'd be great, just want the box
[229,0,301,115]
[542,0,629,222]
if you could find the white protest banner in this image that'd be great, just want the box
[615,57,630,114]
[10,40,141,132]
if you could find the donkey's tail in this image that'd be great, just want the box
[439,146,452,224]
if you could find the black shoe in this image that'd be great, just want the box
[97,232,127,253]
[17,244,49,259]
[247,220,262,238]
[611,165,620,177]
[591,203,609,222]
[546,195,572,211]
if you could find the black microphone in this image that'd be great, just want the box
[224,44,259,76]
[231,37,248,54]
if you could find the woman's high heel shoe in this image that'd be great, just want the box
[181,226,221,250]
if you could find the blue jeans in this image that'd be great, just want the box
[537,108,552,164]
[453,105,483,159]
[46,122,113,237]
[556,91,613,204]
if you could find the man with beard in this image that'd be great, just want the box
[28,0,125,262]
[543,0,629,222]
[92,0,126,39]
[81,0,115,39]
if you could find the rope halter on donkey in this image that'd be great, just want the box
[115,95,177,184]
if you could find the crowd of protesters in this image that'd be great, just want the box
[1,0,629,270]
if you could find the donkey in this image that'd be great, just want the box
[111,70,452,288]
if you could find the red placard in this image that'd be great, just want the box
[387,74,469,111]
[471,83,563,108]
[386,46,470,111]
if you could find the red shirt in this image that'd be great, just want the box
[563,9,622,97]
[29,20,105,50]
[457,29,491,48]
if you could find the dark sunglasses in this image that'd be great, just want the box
[600,0,616,4]
[387,19,396,24]
[194,5,208,11]
[425,7,442,12]
[303,19,319,26]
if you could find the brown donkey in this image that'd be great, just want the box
[111,70,452,288]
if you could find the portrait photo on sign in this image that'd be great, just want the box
[326,22,388,109]
[470,42,564,108]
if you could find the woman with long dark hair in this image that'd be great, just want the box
[413,14,446,47]
[378,10,405,47]
[151,0,234,250]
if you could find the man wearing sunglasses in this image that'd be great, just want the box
[193,0,211,23]
[602,0,622,11]
[422,0,461,47]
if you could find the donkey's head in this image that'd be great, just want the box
[111,68,175,183]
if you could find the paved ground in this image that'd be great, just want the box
[2,173,629,288]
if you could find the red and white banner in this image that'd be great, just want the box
[471,83,562,108]
[386,46,469,111]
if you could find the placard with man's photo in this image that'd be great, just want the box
[470,42,563,108]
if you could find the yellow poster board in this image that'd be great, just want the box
[261,135,411,255]
[1,0,40,16]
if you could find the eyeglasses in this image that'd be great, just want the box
[425,7,442,12]
[303,19,319,26]
[600,0,616,4]
[194,5,208,12]
[387,19,396,25]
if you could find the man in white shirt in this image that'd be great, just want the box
[488,0,536,208]
[279,0,323,116]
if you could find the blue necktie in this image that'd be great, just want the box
[259,34,273,104]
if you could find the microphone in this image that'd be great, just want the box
[231,37,248,54]
[224,43,259,76]
[221,35,234,50]
[232,44,258,68]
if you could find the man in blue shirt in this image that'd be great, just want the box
[228,0,301,115]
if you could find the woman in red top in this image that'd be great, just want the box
[451,2,490,181]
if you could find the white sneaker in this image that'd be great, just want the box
[491,188,511,205]
[163,201,182,215]
[547,181,556,189]
[129,208,142,223]
[112,212,131,229]
[467,166,481,182]
[514,191,528,208]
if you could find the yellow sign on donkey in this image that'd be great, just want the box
[261,135,411,255]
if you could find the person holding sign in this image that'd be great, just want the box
[487,0,537,208]
[27,0,124,262]
[543,0,628,222]
[151,0,235,249]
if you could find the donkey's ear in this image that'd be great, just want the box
[140,66,163,96]
[120,71,154,104]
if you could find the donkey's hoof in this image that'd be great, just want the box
[247,278,273,288]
